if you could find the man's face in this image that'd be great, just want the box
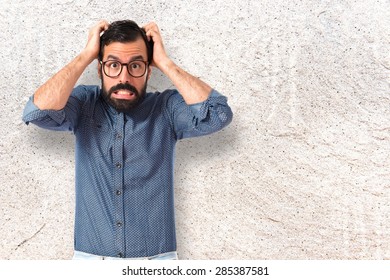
[99,39,151,112]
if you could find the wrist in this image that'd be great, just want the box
[157,58,176,75]
[79,49,97,65]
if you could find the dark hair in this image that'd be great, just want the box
[98,20,153,64]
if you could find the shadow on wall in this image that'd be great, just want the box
[28,128,75,157]
[177,125,236,161]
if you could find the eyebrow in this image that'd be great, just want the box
[106,55,145,61]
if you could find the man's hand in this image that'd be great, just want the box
[34,20,109,110]
[82,20,110,63]
[143,22,212,104]
[143,22,172,71]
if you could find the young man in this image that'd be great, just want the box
[23,20,232,259]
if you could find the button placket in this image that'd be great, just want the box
[113,113,125,256]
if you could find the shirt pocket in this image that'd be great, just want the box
[81,119,112,158]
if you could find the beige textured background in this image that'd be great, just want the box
[0,0,389,260]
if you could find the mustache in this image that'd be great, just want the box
[108,83,139,96]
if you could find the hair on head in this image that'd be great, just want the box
[99,20,153,64]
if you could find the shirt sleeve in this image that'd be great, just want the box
[164,89,233,140]
[22,85,91,132]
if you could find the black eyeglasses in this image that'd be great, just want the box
[100,60,148,78]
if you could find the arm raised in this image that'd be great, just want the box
[143,22,212,105]
[33,20,109,111]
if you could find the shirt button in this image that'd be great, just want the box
[116,163,122,169]
[116,190,122,195]
[116,133,122,139]
[117,221,122,227]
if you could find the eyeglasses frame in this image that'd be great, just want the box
[99,60,149,78]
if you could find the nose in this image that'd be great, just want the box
[118,64,133,83]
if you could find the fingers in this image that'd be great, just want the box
[142,22,171,70]
[89,20,109,37]
[143,22,160,41]
[143,22,158,32]
[84,20,109,62]
[87,20,109,44]
[95,20,110,35]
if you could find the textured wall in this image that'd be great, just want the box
[0,0,389,260]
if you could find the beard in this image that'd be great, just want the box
[101,80,147,113]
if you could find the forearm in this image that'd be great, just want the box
[33,52,93,110]
[159,60,212,104]
[143,23,212,104]
[167,89,233,140]
[33,21,109,111]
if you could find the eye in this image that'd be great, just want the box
[106,61,120,69]
[130,62,142,69]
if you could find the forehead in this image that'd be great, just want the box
[103,39,147,61]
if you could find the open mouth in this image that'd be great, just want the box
[111,90,136,100]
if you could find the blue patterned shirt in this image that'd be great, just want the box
[22,85,232,258]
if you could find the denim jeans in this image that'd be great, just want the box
[72,250,178,260]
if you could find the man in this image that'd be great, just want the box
[22,20,232,260]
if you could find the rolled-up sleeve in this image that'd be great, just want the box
[22,85,89,132]
[22,96,67,128]
[165,89,233,140]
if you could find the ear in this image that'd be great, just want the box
[146,65,152,81]
[97,61,102,79]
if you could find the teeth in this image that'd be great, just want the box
[117,90,133,95]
